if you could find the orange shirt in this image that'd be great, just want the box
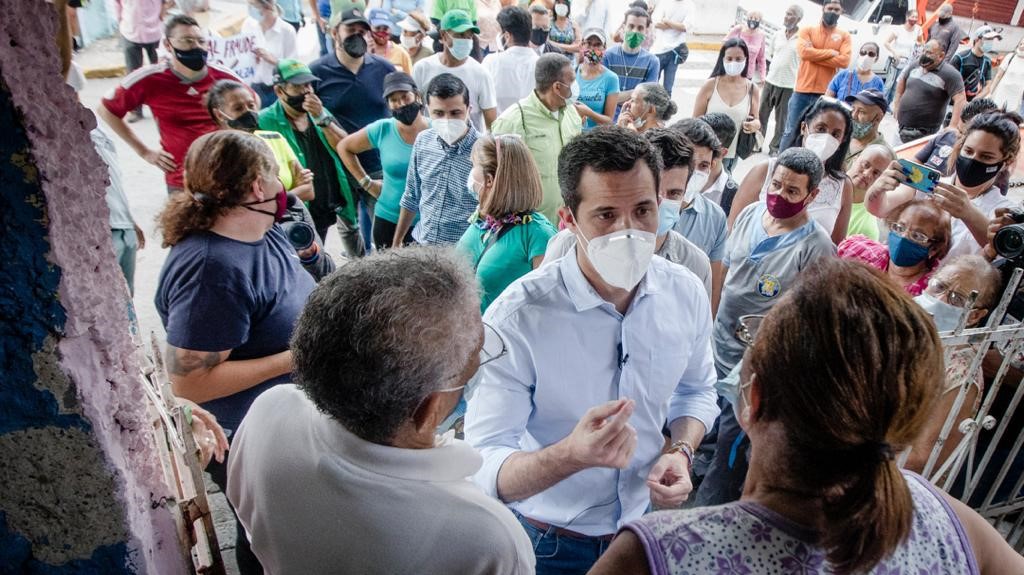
[795,24,852,94]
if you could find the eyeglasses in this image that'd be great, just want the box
[734,314,766,346]
[436,323,508,392]
[887,221,936,246]
[169,36,208,49]
[927,278,972,309]
[860,50,878,58]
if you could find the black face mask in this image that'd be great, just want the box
[919,54,935,68]
[822,12,839,27]
[226,110,260,132]
[747,20,760,29]
[284,92,307,111]
[531,28,549,46]
[342,34,368,58]
[955,155,1004,188]
[938,16,952,24]
[174,47,208,71]
[392,101,422,126]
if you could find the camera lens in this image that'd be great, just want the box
[282,221,315,252]
[995,224,1024,260]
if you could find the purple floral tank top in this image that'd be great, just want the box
[625,472,978,574]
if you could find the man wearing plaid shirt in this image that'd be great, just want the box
[394,73,480,245]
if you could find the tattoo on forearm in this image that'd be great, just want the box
[167,348,223,377]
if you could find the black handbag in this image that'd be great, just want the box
[735,82,762,160]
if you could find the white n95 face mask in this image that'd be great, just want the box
[914,293,966,332]
[432,118,467,145]
[578,228,657,290]
[684,170,709,204]
[803,132,840,162]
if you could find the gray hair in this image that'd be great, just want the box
[536,53,571,92]
[291,247,481,445]
[936,254,1003,310]
[774,147,824,192]
[862,143,895,162]
[636,82,678,121]
[788,4,804,18]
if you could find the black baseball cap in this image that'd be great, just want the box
[846,89,888,114]
[383,72,418,98]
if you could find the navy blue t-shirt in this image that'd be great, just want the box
[155,225,316,431]
[309,53,395,174]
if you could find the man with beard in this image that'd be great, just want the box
[893,39,966,143]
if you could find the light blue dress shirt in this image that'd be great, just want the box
[465,252,720,536]
[673,193,728,263]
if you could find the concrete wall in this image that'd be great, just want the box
[0,1,186,573]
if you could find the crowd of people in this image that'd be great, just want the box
[82,0,1024,573]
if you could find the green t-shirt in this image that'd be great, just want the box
[847,202,879,242]
[365,118,415,224]
[457,212,557,312]
[431,0,477,21]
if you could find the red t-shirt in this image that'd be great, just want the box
[101,62,241,187]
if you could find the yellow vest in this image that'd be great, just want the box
[256,130,297,191]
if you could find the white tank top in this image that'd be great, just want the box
[759,159,844,235]
[707,77,751,160]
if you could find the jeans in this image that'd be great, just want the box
[315,21,329,56]
[656,45,686,96]
[515,513,612,575]
[885,64,904,104]
[778,92,822,152]
[207,456,264,575]
[111,228,138,296]
[758,82,793,155]
[722,157,737,173]
[694,397,749,506]
[335,213,365,258]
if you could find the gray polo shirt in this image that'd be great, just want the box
[714,202,835,376]
[673,193,728,263]
[543,228,712,297]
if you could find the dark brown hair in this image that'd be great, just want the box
[748,258,943,573]
[158,130,276,247]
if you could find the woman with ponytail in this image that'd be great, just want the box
[590,258,1024,575]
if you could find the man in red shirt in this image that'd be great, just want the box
[99,14,242,193]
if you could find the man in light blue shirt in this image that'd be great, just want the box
[466,126,719,575]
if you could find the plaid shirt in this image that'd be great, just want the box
[838,235,935,296]
[401,128,479,245]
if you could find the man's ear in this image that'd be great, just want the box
[558,206,577,231]
[411,392,444,435]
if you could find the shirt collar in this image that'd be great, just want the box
[684,193,708,214]
[170,66,209,84]
[710,168,730,194]
[528,90,564,120]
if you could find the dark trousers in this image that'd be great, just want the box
[315,21,329,56]
[123,36,158,115]
[778,92,822,152]
[759,82,793,155]
[251,83,277,109]
[898,125,940,144]
[694,397,749,506]
[372,216,414,249]
[656,45,686,96]
[207,457,263,575]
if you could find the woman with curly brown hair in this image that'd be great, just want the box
[155,129,317,573]
[590,258,1024,575]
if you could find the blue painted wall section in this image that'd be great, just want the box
[0,80,133,573]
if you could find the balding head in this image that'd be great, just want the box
[846,144,894,191]
[938,4,953,18]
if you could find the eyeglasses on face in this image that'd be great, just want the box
[927,278,972,309]
[887,221,936,246]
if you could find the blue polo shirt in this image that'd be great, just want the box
[309,53,396,174]
[673,192,728,262]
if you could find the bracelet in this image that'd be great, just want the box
[666,439,694,469]
[315,114,334,127]
[359,175,373,188]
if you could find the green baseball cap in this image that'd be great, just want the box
[274,59,320,85]
[328,0,370,30]
[440,9,480,34]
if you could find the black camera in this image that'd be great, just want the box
[281,220,316,252]
[993,209,1024,260]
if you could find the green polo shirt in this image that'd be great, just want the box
[491,91,582,224]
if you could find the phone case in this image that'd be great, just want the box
[899,159,940,194]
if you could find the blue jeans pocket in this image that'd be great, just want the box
[519,517,560,559]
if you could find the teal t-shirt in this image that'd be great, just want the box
[366,118,415,224]
[576,68,620,130]
[457,213,557,312]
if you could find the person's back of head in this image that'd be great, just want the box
[535,53,571,92]
[959,97,999,125]
[497,5,532,47]
[644,127,693,172]
[558,126,663,214]
[291,247,481,445]
[700,112,737,158]
[746,258,943,573]
[475,134,544,218]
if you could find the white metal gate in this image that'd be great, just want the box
[915,268,1024,552]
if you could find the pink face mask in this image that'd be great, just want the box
[242,187,289,221]
[765,191,807,219]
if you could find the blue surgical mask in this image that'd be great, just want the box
[888,231,930,267]
[248,5,262,19]
[914,293,965,332]
[657,199,682,235]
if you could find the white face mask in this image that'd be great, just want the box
[857,54,876,70]
[914,293,966,332]
[449,38,474,60]
[684,170,709,204]
[577,227,657,290]
[467,170,483,197]
[561,80,581,105]
[400,35,420,49]
[555,4,569,16]
[723,60,746,76]
[433,118,468,145]
[803,132,841,162]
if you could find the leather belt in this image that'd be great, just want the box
[522,515,616,542]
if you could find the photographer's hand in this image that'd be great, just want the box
[984,207,1023,261]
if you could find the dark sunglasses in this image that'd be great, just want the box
[860,50,877,58]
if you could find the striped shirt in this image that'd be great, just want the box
[400,128,479,245]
